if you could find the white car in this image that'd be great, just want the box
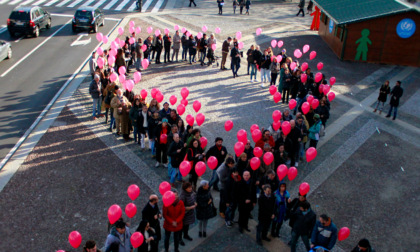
[0,40,12,62]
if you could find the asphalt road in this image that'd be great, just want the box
[0,13,119,162]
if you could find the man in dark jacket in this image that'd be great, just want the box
[386,80,403,120]
[288,120,302,167]
[259,169,279,194]
[168,133,185,185]
[246,45,255,75]
[221,37,232,70]
[142,194,162,241]
[181,32,189,61]
[163,33,172,63]
[200,33,208,66]
[256,184,275,245]
[311,214,338,251]
[159,102,171,119]
[237,171,257,233]
[206,137,228,191]
[89,74,103,120]
[224,168,241,227]
[216,156,236,218]
[230,42,241,78]
[290,201,316,252]
[296,0,305,16]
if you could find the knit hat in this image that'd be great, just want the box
[200,180,209,187]
[314,114,320,120]
[162,118,168,123]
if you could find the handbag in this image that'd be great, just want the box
[210,202,217,218]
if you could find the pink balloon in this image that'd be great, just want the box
[250,124,259,134]
[236,31,242,40]
[118,27,124,36]
[252,129,262,143]
[155,92,164,103]
[225,120,234,131]
[207,156,218,170]
[299,182,310,195]
[256,27,262,35]
[277,40,283,48]
[197,32,203,39]
[290,62,297,70]
[330,77,336,86]
[119,66,126,75]
[294,49,302,59]
[288,166,298,181]
[186,114,194,126]
[135,26,141,34]
[315,72,323,83]
[125,203,137,218]
[272,110,281,122]
[311,99,319,109]
[273,92,282,103]
[177,104,186,115]
[102,35,109,44]
[142,59,149,69]
[237,129,247,143]
[323,85,330,94]
[301,102,310,114]
[162,191,176,207]
[180,161,191,177]
[186,31,191,37]
[193,100,201,112]
[181,27,186,33]
[253,147,263,158]
[169,95,177,105]
[301,73,307,83]
[108,204,122,224]
[211,43,217,50]
[134,71,141,83]
[130,232,144,248]
[68,231,82,249]
[271,39,277,48]
[282,121,291,136]
[234,142,245,157]
[306,147,317,162]
[174,24,180,31]
[129,26,135,34]
[319,84,325,94]
[269,85,277,95]
[215,27,221,34]
[307,95,314,105]
[129,20,135,27]
[155,29,161,36]
[164,28,170,34]
[338,227,351,241]
[328,92,336,102]
[97,57,104,69]
[140,44,147,53]
[129,37,135,45]
[289,99,297,110]
[181,99,188,107]
[263,152,274,165]
[301,62,308,72]
[202,25,208,32]
[303,44,310,54]
[108,55,115,66]
[195,161,206,176]
[276,55,282,63]
[250,157,261,170]
[181,87,189,99]
[273,120,281,131]
[200,136,208,149]
[159,181,171,195]
[119,40,126,48]
[127,184,140,201]
[140,89,148,99]
[151,88,158,99]
[277,164,288,180]
[309,51,317,60]
[160,134,167,144]
[238,42,244,50]
[196,113,205,126]
[317,62,324,70]
[97,47,104,56]
[119,74,126,85]
[147,26,153,34]
[110,72,118,82]
[126,80,135,92]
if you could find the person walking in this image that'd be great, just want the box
[189,0,197,7]
[373,80,390,114]
[311,214,338,251]
[230,42,241,78]
[256,184,275,245]
[221,37,232,70]
[307,0,313,14]
[245,0,251,15]
[386,80,403,120]
[217,0,224,14]
[296,0,305,17]
[179,182,197,245]
[239,0,245,14]
[172,30,181,62]
[196,180,216,237]
[163,189,185,252]
[232,0,238,14]
[289,201,316,252]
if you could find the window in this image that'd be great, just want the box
[34,9,41,18]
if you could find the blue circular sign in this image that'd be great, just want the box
[397,18,416,39]
[329,19,334,33]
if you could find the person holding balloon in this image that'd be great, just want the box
[310,214,338,251]
[179,182,197,245]
[141,194,162,244]
[186,139,205,190]
[206,137,228,191]
[308,114,322,148]
[289,201,316,252]
[154,118,169,167]
[105,219,133,252]
[136,220,158,252]
[168,133,185,186]
[163,189,185,252]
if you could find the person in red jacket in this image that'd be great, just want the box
[255,130,275,150]
[163,189,185,252]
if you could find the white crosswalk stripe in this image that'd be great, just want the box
[0,0,168,13]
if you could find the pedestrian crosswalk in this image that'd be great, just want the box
[1,0,169,12]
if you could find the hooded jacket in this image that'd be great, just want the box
[311,219,338,250]
[105,226,133,252]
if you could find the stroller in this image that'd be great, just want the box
[207,49,219,67]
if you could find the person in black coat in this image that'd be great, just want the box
[155,35,163,64]
[231,42,241,78]
[224,168,241,227]
[138,104,150,149]
[259,169,279,193]
[187,139,205,190]
[351,238,376,252]
[288,120,302,167]
[163,33,172,63]
[167,133,185,185]
[256,184,275,245]
[206,137,228,191]
[290,201,316,252]
[196,180,215,237]
[188,35,197,64]
[154,119,170,167]
[136,220,158,252]
[315,100,330,127]
[386,80,403,120]
[236,171,257,233]
[141,194,162,242]
[373,80,390,114]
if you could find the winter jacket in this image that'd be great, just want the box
[181,34,188,47]
[89,79,102,99]
[230,47,241,63]
[236,179,257,207]
[259,175,280,193]
[188,38,197,54]
[163,199,185,232]
[225,173,242,203]
[167,140,185,168]
[390,85,403,107]
[282,73,292,89]
[206,145,228,168]
[141,202,161,232]
[216,163,231,190]
[105,226,133,252]
[252,50,263,65]
[261,55,271,69]
[377,84,390,102]
[297,82,309,99]
[315,105,330,124]
[274,150,288,167]
[258,193,275,222]
[247,49,254,63]
[200,38,208,53]
[311,219,338,250]
[172,34,181,50]
[289,127,302,153]
[159,108,171,119]
[291,208,316,236]
[147,117,160,140]
[273,189,290,223]
[270,62,280,73]
[179,189,196,225]
[308,120,322,140]
[196,186,214,220]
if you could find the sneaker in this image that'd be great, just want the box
[155,162,160,167]
[225,221,233,228]
[260,83,264,88]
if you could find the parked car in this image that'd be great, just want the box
[7,6,51,38]
[0,40,12,62]
[72,7,104,33]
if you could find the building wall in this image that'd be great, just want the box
[318,13,344,59]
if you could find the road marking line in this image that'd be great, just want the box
[0,0,9,4]
[56,0,72,6]
[67,0,84,8]
[32,0,47,5]
[19,0,36,4]
[151,0,164,12]
[70,33,91,46]
[92,0,106,8]
[103,0,118,9]
[14,36,24,42]
[50,13,121,21]
[127,1,137,11]
[8,0,23,5]
[0,27,7,34]
[44,0,60,6]
[1,19,72,78]
[141,0,153,12]
[115,0,130,11]
[81,0,94,6]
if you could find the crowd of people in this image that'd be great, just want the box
[84,21,381,252]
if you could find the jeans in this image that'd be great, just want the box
[387,105,398,119]
[261,68,271,83]
[109,112,115,131]
[189,54,195,63]
[294,97,304,114]
[170,167,182,183]
[164,49,170,62]
[231,61,240,76]
[136,57,141,70]
[290,231,310,252]
[172,49,179,61]
[200,51,206,63]
[375,100,385,111]
[250,63,257,80]
[92,98,101,117]
[225,201,237,222]
[164,230,181,252]
[256,220,271,242]
[133,126,140,143]
[270,72,278,85]
[209,170,219,190]
[247,61,251,74]
[150,140,156,155]
[182,46,188,60]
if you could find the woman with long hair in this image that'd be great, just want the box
[187,138,205,190]
[136,220,158,252]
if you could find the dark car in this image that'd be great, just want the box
[72,7,104,33]
[7,6,51,38]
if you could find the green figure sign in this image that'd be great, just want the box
[355,29,372,61]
